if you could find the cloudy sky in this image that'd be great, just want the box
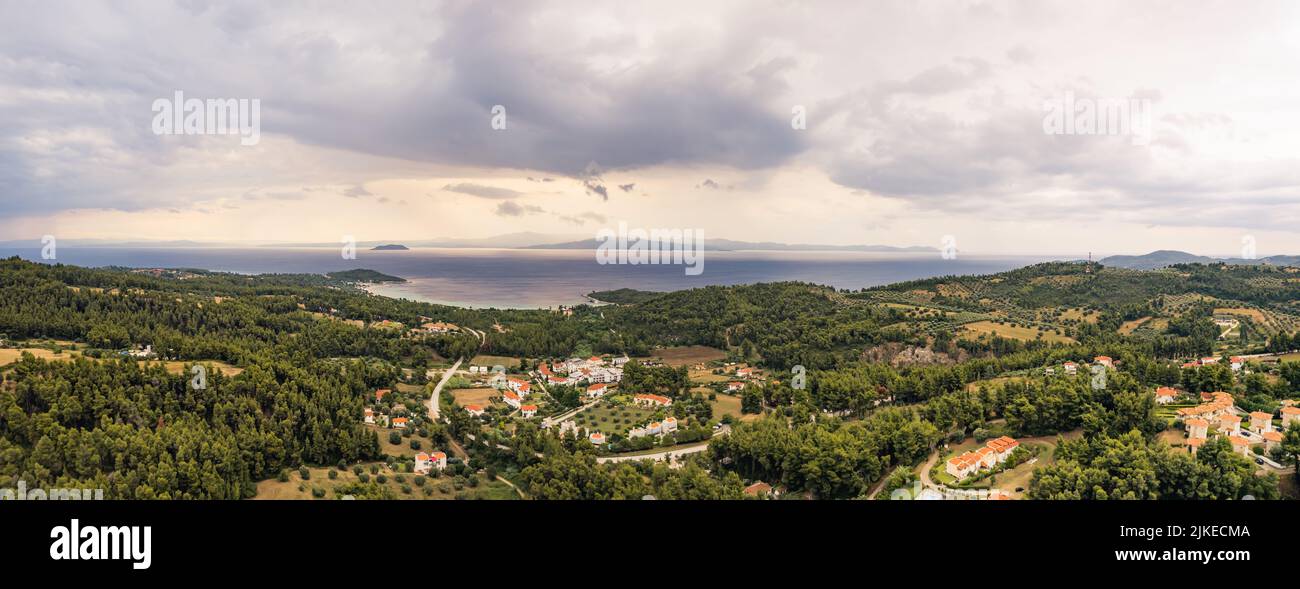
[3,0,1300,255]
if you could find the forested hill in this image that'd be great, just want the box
[2,257,1297,500]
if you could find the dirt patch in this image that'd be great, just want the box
[451,388,498,407]
[645,345,727,367]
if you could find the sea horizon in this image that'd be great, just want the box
[2,246,1067,309]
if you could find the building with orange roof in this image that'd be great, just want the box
[521,404,537,418]
[1282,406,1300,429]
[1249,411,1274,434]
[414,451,448,474]
[633,393,672,407]
[744,482,774,498]
[1218,414,1241,435]
[1262,430,1284,452]
[391,417,408,429]
[375,388,390,401]
[1094,355,1114,368]
[1154,386,1179,404]
[589,432,605,445]
[586,383,609,398]
[945,436,1022,481]
[1228,435,1251,456]
[464,404,485,417]
[1186,437,1206,454]
[1184,418,1209,440]
[503,390,522,409]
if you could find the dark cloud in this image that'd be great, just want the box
[343,185,372,198]
[443,183,524,199]
[618,183,635,192]
[494,200,544,217]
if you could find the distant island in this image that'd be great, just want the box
[325,269,405,283]
[1101,249,1300,270]
[370,244,410,251]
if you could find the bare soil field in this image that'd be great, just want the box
[643,345,727,367]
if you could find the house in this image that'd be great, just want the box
[1201,357,1219,365]
[418,321,456,334]
[985,435,1020,461]
[1154,386,1178,404]
[521,404,537,418]
[1044,366,1055,376]
[392,417,409,429]
[1094,355,1114,368]
[414,451,448,474]
[1230,356,1245,372]
[647,421,662,435]
[628,426,648,439]
[727,381,745,392]
[633,394,672,407]
[1282,406,1300,429]
[1218,414,1241,435]
[1181,361,1200,369]
[612,356,630,367]
[662,416,678,432]
[1249,411,1274,434]
[586,383,609,399]
[1186,437,1206,454]
[736,367,754,379]
[507,377,530,395]
[1262,431,1283,452]
[1063,361,1078,375]
[1228,435,1251,456]
[547,374,569,386]
[743,482,774,498]
[464,404,485,417]
[1176,392,1235,420]
[945,436,1021,481]
[375,389,391,402]
[589,432,605,445]
[363,408,375,424]
[503,390,522,409]
[1184,418,1209,440]
[126,344,155,359]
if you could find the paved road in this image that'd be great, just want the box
[427,357,462,422]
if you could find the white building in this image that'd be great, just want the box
[414,451,447,474]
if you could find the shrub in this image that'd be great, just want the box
[299,467,310,480]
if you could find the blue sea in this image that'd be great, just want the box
[3,247,1064,309]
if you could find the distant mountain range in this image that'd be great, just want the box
[1100,249,1300,270]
